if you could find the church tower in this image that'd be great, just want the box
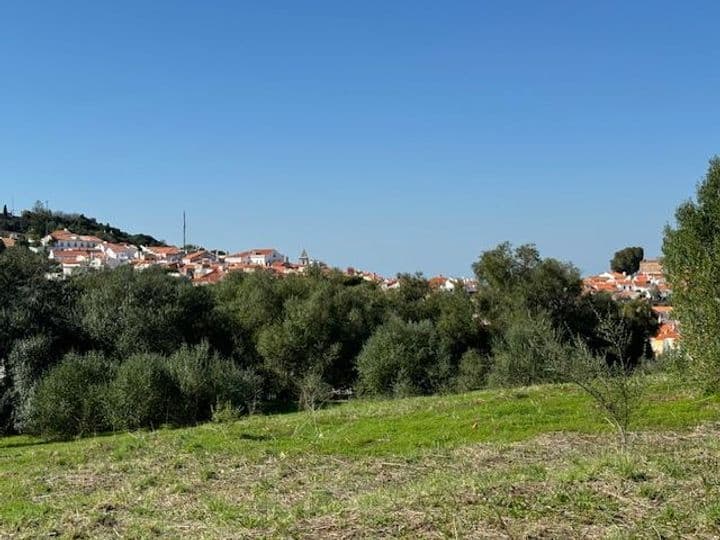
[299,249,310,266]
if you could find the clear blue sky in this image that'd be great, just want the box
[2,1,719,277]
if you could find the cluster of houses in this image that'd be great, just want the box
[3,229,682,357]
[32,229,324,285]
[582,259,671,301]
[583,259,679,356]
[25,229,484,292]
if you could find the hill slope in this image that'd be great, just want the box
[1,376,719,538]
[0,206,165,246]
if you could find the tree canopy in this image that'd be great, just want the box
[610,247,644,275]
[0,203,164,246]
[663,156,720,388]
[0,237,663,438]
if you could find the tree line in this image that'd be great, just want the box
[0,239,659,439]
[0,201,164,247]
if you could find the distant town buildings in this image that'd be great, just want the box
[584,258,678,355]
[582,259,671,301]
[7,227,682,358]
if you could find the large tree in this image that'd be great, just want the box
[663,156,720,388]
[472,242,583,334]
[610,246,644,275]
[0,248,77,433]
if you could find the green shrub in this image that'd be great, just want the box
[213,365,265,415]
[653,346,689,377]
[7,334,54,431]
[166,342,266,421]
[107,353,180,430]
[298,371,332,411]
[454,349,492,392]
[357,317,450,397]
[165,343,217,424]
[548,336,646,448]
[211,401,242,423]
[25,351,114,439]
[488,313,566,388]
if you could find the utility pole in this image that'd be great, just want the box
[182,211,186,250]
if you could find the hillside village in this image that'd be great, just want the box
[0,226,475,290]
[1,226,680,357]
[583,259,679,356]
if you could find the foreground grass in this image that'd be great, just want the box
[1,375,720,538]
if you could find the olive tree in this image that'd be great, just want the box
[663,156,720,389]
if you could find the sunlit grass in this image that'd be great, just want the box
[1,374,719,537]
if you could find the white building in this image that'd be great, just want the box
[41,229,102,250]
[140,245,183,263]
[99,242,140,268]
[225,248,285,266]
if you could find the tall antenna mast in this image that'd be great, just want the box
[182,211,187,249]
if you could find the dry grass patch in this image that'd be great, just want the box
[1,379,720,538]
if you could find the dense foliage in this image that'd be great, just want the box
[611,246,645,275]
[0,235,660,439]
[663,156,720,389]
[0,202,164,246]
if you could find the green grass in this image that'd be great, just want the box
[1,375,720,538]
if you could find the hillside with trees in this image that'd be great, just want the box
[1,158,719,538]
[0,236,659,438]
[0,202,165,246]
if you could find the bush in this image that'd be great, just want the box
[25,351,114,439]
[357,317,450,397]
[454,349,492,392]
[549,337,646,448]
[107,344,264,430]
[654,346,689,377]
[219,366,265,415]
[7,334,54,431]
[178,345,266,417]
[487,313,566,388]
[107,353,180,430]
[165,343,220,424]
[297,371,332,411]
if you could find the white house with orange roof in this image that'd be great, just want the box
[650,322,680,356]
[49,248,105,275]
[41,229,103,250]
[99,242,140,268]
[182,250,216,265]
[429,275,457,291]
[225,248,285,266]
[141,245,182,263]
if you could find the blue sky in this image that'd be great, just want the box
[1,1,719,277]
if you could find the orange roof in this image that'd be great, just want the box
[103,242,134,252]
[655,323,680,340]
[193,269,225,285]
[0,237,15,248]
[50,230,102,243]
[147,246,180,255]
[652,306,673,314]
[183,250,210,260]
[49,229,74,241]
[228,248,279,259]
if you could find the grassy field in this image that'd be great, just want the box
[2,375,720,538]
